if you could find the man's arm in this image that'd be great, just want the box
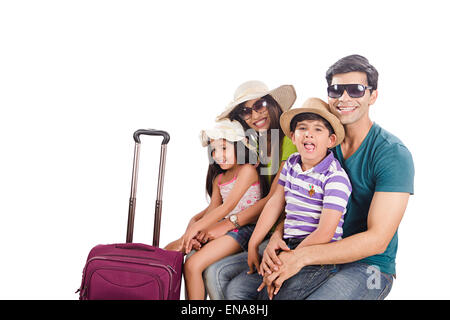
[263,192,410,296]
[298,192,410,264]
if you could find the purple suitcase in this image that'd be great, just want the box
[78,129,183,300]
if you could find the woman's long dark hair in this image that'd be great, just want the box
[205,140,269,200]
[228,94,285,186]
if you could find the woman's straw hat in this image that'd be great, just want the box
[216,80,297,121]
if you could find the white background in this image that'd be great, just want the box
[0,0,448,299]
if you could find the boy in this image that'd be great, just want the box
[235,97,352,300]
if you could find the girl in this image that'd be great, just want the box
[165,119,268,300]
[203,81,299,299]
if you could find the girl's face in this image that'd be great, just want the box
[210,139,236,170]
[242,98,271,132]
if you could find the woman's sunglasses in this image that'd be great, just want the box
[327,84,373,99]
[238,99,268,120]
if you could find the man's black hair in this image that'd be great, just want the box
[325,54,378,91]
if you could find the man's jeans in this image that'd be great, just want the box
[203,240,394,300]
[305,262,394,300]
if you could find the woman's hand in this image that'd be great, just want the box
[259,233,290,275]
[164,237,202,254]
[164,238,184,252]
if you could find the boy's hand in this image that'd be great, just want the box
[247,245,261,275]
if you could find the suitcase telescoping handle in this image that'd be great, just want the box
[126,129,170,247]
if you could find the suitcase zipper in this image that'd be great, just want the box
[99,254,177,277]
[81,255,174,299]
[83,266,163,299]
[100,253,177,270]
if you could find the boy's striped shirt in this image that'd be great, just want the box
[278,152,352,241]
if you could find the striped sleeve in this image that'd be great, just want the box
[323,170,352,213]
[278,160,289,187]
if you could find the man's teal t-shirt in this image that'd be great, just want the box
[333,122,414,275]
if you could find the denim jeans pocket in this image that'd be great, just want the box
[377,272,394,300]
[291,265,335,300]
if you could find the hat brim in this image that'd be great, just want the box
[280,107,345,147]
[200,128,246,147]
[216,84,297,121]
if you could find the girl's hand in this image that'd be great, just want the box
[182,225,201,254]
[189,238,202,251]
[259,234,290,275]
[200,220,234,243]
[247,245,261,275]
[194,230,208,245]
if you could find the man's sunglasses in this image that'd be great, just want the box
[327,84,373,99]
[237,98,268,120]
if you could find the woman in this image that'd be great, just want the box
[201,80,298,299]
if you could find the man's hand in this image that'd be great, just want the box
[259,234,290,275]
[258,249,305,299]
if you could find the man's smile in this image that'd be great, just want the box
[336,105,358,114]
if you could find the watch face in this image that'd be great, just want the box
[230,215,237,222]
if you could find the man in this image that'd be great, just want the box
[217,54,415,300]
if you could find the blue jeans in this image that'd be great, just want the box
[203,240,269,300]
[204,240,394,300]
[226,224,256,251]
[305,262,394,300]
[225,237,337,300]
[227,264,336,300]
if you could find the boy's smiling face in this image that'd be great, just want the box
[291,119,336,170]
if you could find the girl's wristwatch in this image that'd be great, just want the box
[229,214,240,229]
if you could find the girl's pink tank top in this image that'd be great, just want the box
[217,173,261,219]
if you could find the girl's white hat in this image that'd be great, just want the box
[216,80,297,121]
[200,119,254,151]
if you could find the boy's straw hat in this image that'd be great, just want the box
[280,97,345,147]
[216,80,297,121]
[200,119,255,151]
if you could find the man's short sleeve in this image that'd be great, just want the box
[374,143,415,194]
